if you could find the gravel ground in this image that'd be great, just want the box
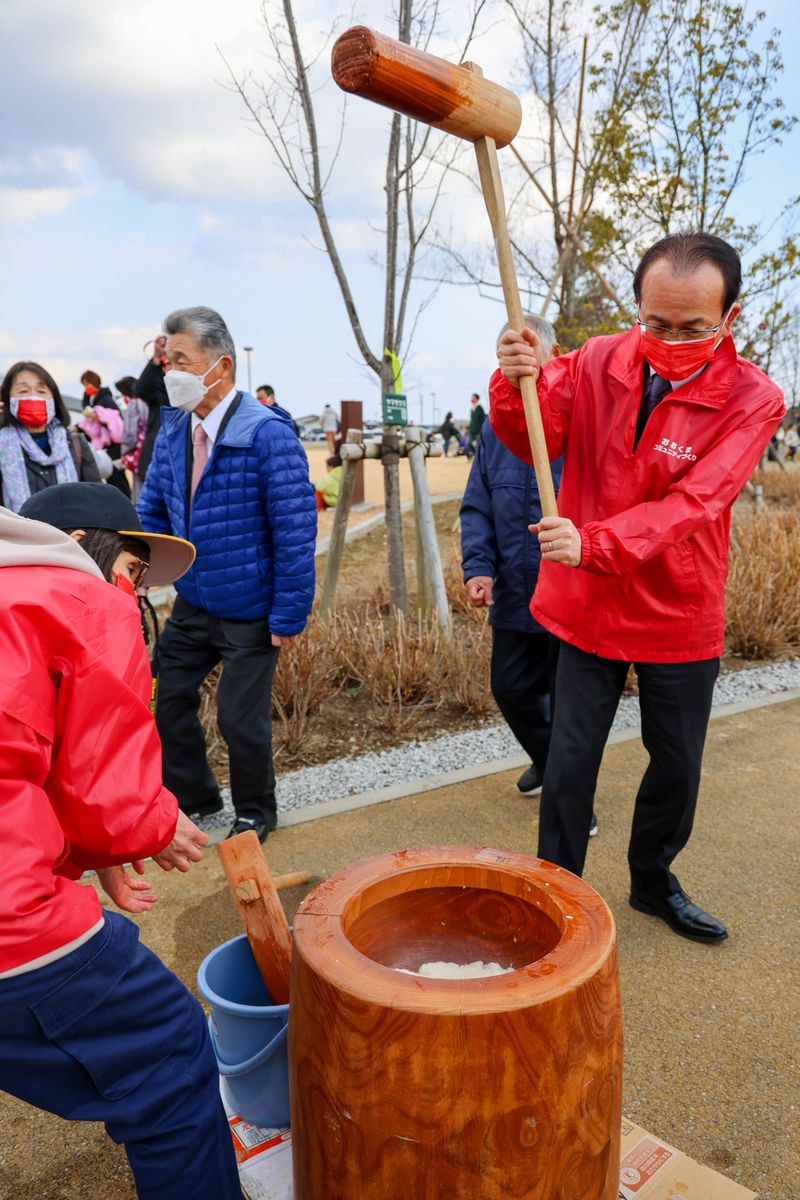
[198,658,800,832]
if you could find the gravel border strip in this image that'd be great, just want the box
[197,659,800,840]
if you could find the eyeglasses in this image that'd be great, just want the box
[123,556,150,589]
[637,310,730,343]
[132,559,149,589]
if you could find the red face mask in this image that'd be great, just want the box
[84,384,98,398]
[638,310,732,382]
[12,397,51,428]
[114,571,138,600]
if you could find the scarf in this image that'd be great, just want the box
[0,421,79,513]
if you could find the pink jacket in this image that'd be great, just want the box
[79,405,124,450]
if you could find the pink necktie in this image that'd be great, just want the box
[190,423,208,502]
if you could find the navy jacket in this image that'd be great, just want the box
[460,422,563,633]
[137,393,317,633]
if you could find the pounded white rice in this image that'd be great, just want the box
[397,960,513,978]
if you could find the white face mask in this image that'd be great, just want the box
[164,357,223,412]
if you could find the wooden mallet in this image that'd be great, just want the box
[217,831,295,1004]
[331,26,557,518]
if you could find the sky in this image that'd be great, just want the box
[1,0,798,424]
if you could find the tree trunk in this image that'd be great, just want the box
[381,359,407,614]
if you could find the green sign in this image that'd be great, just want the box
[382,392,407,426]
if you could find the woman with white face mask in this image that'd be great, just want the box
[0,361,99,511]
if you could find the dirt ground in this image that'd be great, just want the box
[2,698,796,1199]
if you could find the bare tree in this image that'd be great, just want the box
[429,0,651,344]
[433,0,798,359]
[221,0,486,612]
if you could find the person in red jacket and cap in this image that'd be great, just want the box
[491,231,785,943]
[0,493,243,1199]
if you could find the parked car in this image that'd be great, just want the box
[301,424,327,442]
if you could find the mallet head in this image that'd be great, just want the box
[331,26,522,148]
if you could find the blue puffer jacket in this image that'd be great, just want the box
[460,422,563,633]
[137,394,317,632]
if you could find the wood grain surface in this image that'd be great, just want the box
[216,830,293,1005]
[331,26,522,148]
[289,847,623,1198]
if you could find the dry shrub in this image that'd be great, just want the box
[726,511,800,658]
[197,620,344,769]
[368,578,392,611]
[443,621,494,717]
[335,608,445,729]
[271,617,344,759]
[750,464,800,509]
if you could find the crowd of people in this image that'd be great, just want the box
[0,232,787,1197]
[430,392,487,458]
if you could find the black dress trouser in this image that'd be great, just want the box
[154,596,280,823]
[539,640,719,896]
[490,628,553,771]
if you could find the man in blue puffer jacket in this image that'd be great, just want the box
[138,306,316,841]
[461,315,570,802]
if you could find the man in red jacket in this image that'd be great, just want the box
[491,232,784,942]
[0,505,242,1198]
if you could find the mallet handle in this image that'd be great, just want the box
[274,870,312,891]
[466,70,558,517]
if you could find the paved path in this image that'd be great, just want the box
[307,441,469,542]
[2,698,795,1198]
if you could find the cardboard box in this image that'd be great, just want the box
[619,1119,757,1199]
[227,1113,758,1199]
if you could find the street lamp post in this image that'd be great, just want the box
[243,346,254,394]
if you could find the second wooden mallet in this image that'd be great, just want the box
[331,26,558,518]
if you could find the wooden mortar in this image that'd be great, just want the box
[289,845,623,1199]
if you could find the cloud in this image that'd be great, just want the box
[0,187,82,226]
[0,324,157,398]
[0,146,91,225]
[0,0,502,222]
[0,147,86,189]
[0,0,590,417]
[0,0,376,214]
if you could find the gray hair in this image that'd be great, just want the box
[497,313,558,358]
[163,306,236,372]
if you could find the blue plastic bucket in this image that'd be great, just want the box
[197,933,290,1127]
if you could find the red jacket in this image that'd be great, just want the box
[489,328,784,662]
[0,565,178,973]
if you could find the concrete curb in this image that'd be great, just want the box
[265,686,800,832]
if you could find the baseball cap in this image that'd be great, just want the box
[19,483,195,587]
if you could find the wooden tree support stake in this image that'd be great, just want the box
[407,426,452,633]
[319,427,363,616]
[217,830,293,1004]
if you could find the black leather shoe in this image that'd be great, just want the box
[516,765,544,794]
[629,889,728,943]
[225,816,277,844]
